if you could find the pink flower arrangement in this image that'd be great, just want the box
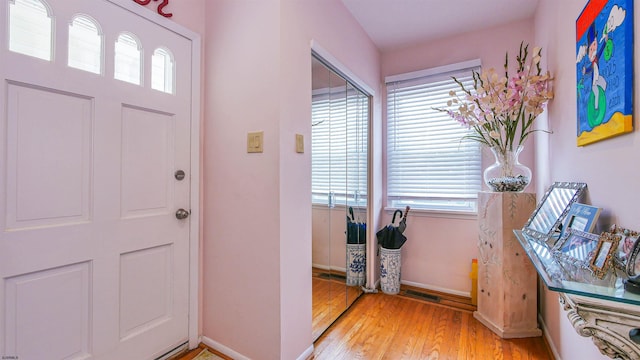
[442,43,554,155]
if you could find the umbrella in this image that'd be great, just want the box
[376,206,410,249]
[346,207,366,244]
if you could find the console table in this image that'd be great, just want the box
[515,230,640,359]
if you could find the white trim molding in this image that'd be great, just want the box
[202,336,250,360]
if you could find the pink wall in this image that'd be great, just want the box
[380,20,536,295]
[203,1,282,358]
[166,0,206,35]
[170,1,621,358]
[202,0,380,358]
[534,0,640,358]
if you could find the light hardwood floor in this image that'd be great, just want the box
[310,292,554,359]
[178,292,554,360]
[312,274,362,340]
[174,343,231,360]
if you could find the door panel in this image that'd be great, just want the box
[4,262,91,360]
[121,106,175,219]
[119,244,173,340]
[0,1,193,359]
[6,83,92,230]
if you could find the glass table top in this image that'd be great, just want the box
[514,230,640,305]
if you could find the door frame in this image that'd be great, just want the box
[107,0,202,349]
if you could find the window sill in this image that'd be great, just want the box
[383,207,477,220]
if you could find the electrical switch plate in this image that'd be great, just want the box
[296,134,304,153]
[247,131,263,153]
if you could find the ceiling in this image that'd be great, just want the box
[341,0,540,51]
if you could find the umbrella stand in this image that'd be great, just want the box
[346,207,366,286]
[380,247,402,294]
[379,206,410,294]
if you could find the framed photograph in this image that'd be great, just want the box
[575,0,634,146]
[554,228,601,267]
[590,232,620,279]
[607,224,640,274]
[559,203,601,240]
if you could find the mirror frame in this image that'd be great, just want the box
[310,51,371,341]
[522,182,587,243]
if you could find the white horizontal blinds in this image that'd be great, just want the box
[152,47,174,94]
[345,86,368,206]
[114,32,142,85]
[68,15,103,74]
[311,93,331,202]
[312,86,347,205]
[9,0,53,61]
[386,64,481,212]
[311,87,368,206]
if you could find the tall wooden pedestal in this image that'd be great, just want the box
[474,191,542,338]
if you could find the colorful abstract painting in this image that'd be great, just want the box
[576,0,634,146]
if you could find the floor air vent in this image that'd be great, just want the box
[404,289,441,303]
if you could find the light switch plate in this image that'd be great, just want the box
[247,131,263,153]
[296,134,304,153]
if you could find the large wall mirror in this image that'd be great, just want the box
[311,53,369,340]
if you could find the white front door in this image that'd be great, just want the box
[0,0,195,359]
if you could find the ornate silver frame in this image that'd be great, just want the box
[522,182,587,243]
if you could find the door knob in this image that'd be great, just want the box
[175,208,190,220]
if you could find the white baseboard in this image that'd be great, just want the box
[538,314,562,360]
[312,263,331,271]
[297,344,314,360]
[201,336,250,360]
[202,336,314,360]
[401,280,471,298]
[312,264,347,273]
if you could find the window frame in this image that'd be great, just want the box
[385,59,483,215]
[8,0,54,61]
[114,32,143,85]
[67,14,104,75]
[151,47,175,94]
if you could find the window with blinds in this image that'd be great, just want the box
[68,15,102,75]
[386,61,481,213]
[152,47,175,94]
[311,87,368,207]
[9,0,52,61]
[114,32,142,85]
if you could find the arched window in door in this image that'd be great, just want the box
[68,15,103,75]
[9,0,53,61]
[151,47,174,94]
[114,32,142,85]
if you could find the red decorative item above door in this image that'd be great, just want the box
[133,0,173,18]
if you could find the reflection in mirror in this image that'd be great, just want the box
[522,182,587,242]
[311,54,368,341]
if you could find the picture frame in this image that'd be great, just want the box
[627,243,640,277]
[558,203,602,239]
[575,0,634,146]
[606,224,640,275]
[554,228,601,267]
[522,182,587,243]
[590,232,620,279]
[608,224,640,277]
